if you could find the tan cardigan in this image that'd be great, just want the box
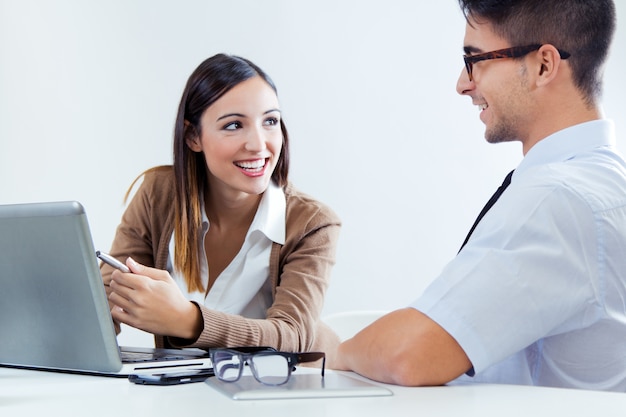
[101,167,341,353]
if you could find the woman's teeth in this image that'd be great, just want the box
[236,159,266,171]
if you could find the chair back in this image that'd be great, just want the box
[322,310,388,341]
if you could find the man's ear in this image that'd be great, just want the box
[534,44,563,87]
[184,120,202,152]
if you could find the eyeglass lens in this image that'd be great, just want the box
[212,351,242,381]
[249,355,290,385]
[213,351,291,385]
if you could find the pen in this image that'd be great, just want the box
[96,250,131,273]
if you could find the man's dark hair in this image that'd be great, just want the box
[458,0,616,104]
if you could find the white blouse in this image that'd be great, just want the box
[167,182,286,319]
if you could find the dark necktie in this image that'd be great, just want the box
[459,170,514,252]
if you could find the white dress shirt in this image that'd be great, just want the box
[168,182,286,319]
[412,120,626,391]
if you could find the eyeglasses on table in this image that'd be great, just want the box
[209,346,326,386]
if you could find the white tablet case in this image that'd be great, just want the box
[205,371,393,400]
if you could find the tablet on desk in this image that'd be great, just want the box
[205,371,393,400]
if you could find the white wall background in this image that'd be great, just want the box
[2,0,625,346]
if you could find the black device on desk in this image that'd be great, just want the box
[129,369,215,385]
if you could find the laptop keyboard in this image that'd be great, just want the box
[121,351,188,363]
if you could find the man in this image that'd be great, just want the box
[331,0,626,391]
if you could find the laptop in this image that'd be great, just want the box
[0,201,213,377]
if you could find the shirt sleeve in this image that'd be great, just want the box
[411,178,602,374]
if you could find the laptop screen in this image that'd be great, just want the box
[0,201,123,372]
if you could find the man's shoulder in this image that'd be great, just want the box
[517,155,626,215]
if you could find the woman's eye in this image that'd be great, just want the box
[223,121,242,131]
[264,117,279,126]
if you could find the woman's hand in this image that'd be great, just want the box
[102,267,122,334]
[108,257,203,340]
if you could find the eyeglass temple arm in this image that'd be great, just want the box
[295,352,326,378]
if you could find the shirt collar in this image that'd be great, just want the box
[200,181,286,245]
[514,119,616,178]
[250,181,286,245]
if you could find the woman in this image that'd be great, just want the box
[101,53,341,354]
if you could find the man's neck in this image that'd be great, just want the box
[521,99,601,155]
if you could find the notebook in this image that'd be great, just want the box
[206,370,393,400]
[0,200,213,377]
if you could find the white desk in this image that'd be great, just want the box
[2,366,625,417]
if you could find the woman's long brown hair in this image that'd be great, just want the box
[171,54,290,292]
